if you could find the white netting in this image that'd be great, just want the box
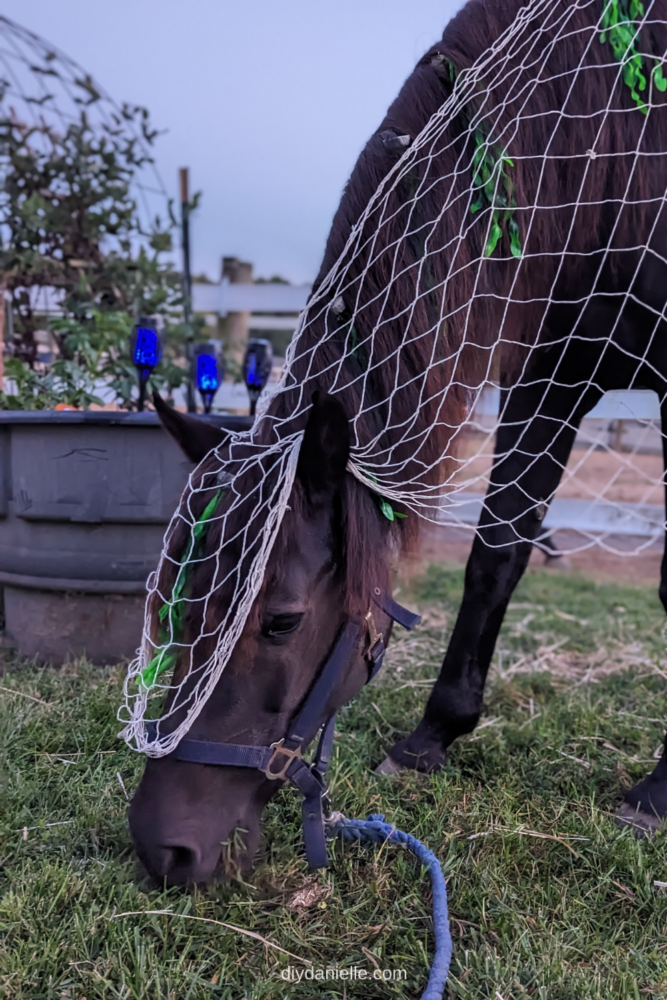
[120,0,667,755]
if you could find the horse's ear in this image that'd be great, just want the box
[153,392,230,463]
[297,391,350,503]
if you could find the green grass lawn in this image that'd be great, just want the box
[1,566,667,999]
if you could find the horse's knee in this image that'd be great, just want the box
[659,577,667,617]
[466,533,532,596]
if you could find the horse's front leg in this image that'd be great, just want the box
[617,395,667,834]
[384,377,599,773]
[617,548,667,834]
[385,527,533,772]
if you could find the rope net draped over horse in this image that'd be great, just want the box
[119,0,667,756]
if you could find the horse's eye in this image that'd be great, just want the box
[262,613,303,640]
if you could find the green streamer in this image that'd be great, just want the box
[139,489,222,690]
[348,324,368,370]
[470,132,523,259]
[601,0,667,115]
[363,469,408,522]
[378,498,408,522]
[442,56,522,259]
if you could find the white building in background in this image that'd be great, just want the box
[192,278,311,320]
[191,257,311,412]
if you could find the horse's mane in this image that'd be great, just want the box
[230,0,666,612]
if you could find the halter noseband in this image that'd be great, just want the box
[146,589,420,869]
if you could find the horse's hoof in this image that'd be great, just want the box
[615,802,663,837]
[389,734,447,773]
[375,755,408,776]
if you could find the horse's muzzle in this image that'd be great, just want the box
[128,757,268,885]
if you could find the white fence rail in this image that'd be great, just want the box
[473,385,662,420]
[446,388,665,541]
[438,493,664,541]
[192,281,311,316]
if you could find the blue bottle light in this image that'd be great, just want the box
[246,352,258,386]
[195,348,222,414]
[197,352,219,392]
[243,339,273,417]
[132,326,160,369]
[129,321,162,412]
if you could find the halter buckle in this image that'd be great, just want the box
[364,609,384,663]
[264,739,303,780]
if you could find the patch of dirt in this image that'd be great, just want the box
[454,435,664,506]
[397,430,665,589]
[399,522,664,588]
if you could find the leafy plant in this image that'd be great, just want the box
[0,104,181,363]
[0,355,102,410]
[49,310,188,410]
[362,468,409,522]
[0,71,192,409]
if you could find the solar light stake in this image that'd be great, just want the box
[129,320,161,412]
[243,338,273,417]
[180,167,196,413]
[194,343,223,414]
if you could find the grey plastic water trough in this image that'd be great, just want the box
[0,410,251,665]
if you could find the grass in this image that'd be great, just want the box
[1,565,667,998]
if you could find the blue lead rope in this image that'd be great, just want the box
[326,812,452,1000]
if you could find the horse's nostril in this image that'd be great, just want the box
[170,845,198,872]
[154,844,202,883]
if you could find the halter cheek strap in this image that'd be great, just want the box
[145,591,420,870]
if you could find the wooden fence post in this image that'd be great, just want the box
[0,287,5,389]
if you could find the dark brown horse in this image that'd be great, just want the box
[130,0,667,884]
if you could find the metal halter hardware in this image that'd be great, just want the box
[263,739,303,781]
[145,590,421,869]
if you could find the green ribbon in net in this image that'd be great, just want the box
[139,489,222,690]
[362,469,408,522]
[470,132,523,260]
[441,56,522,260]
[601,0,667,114]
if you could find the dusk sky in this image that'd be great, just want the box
[1,1,463,283]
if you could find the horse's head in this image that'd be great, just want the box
[129,393,396,885]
